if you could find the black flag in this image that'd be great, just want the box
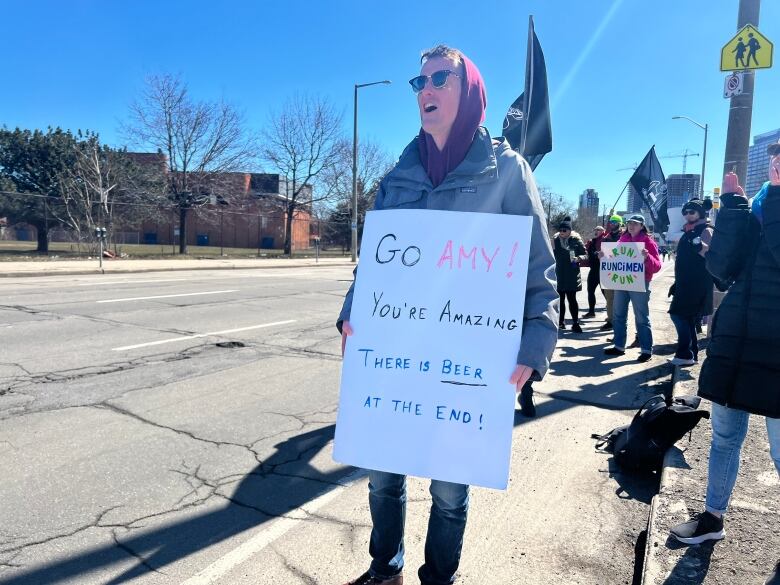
[502,15,552,170]
[630,146,669,233]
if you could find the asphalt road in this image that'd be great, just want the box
[0,265,675,584]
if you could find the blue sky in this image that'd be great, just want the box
[4,0,779,210]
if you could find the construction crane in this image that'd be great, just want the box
[616,163,638,172]
[661,148,700,173]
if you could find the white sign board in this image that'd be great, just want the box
[600,242,646,292]
[333,209,532,490]
[664,207,685,243]
[723,72,744,98]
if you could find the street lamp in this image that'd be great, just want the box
[672,116,709,199]
[352,79,391,262]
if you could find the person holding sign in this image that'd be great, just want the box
[602,214,661,362]
[670,152,780,585]
[337,44,558,585]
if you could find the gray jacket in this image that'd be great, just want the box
[338,127,559,378]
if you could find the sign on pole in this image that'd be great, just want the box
[720,24,773,71]
[600,242,646,292]
[723,72,744,98]
[333,209,533,490]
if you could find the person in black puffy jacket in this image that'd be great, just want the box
[670,146,780,585]
[552,217,587,333]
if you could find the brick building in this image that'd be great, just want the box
[138,171,314,250]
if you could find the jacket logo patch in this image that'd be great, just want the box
[460,186,477,193]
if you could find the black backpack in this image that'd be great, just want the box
[592,394,710,473]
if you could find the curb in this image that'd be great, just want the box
[640,364,683,585]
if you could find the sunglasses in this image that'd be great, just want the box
[408,70,460,93]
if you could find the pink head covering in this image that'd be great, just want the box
[418,51,487,188]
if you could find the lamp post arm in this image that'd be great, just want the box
[351,80,391,264]
[701,124,708,199]
[672,115,708,198]
[351,85,359,263]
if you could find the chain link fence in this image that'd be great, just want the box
[0,190,356,257]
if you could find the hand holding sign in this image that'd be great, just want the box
[341,320,354,357]
[509,364,534,391]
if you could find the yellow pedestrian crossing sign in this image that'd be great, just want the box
[721,24,773,71]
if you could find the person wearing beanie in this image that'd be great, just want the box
[670,156,780,585]
[667,198,714,366]
[599,215,624,330]
[553,216,587,333]
[583,225,605,318]
[602,213,662,362]
[338,44,559,585]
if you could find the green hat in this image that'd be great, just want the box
[609,214,623,224]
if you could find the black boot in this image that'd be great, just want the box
[519,383,536,418]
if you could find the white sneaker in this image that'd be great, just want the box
[669,357,696,366]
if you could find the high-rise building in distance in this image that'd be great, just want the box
[579,188,599,213]
[745,128,780,198]
[666,174,701,208]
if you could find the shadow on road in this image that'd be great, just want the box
[0,425,352,585]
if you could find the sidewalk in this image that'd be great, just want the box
[642,362,780,584]
[0,256,354,277]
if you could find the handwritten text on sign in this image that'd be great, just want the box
[333,210,532,489]
[599,242,646,292]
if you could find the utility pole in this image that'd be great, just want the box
[723,0,760,180]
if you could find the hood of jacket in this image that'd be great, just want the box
[384,126,500,192]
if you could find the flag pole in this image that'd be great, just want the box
[519,15,534,156]
[609,180,631,215]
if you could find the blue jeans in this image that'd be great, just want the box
[670,313,698,360]
[612,286,653,353]
[705,403,780,514]
[367,470,469,585]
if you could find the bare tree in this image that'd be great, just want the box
[261,95,344,255]
[57,134,118,246]
[123,74,255,254]
[538,185,575,235]
[58,133,167,249]
[321,138,394,250]
[574,206,601,237]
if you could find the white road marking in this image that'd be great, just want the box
[111,320,297,351]
[180,468,365,585]
[97,290,238,303]
[76,278,188,286]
